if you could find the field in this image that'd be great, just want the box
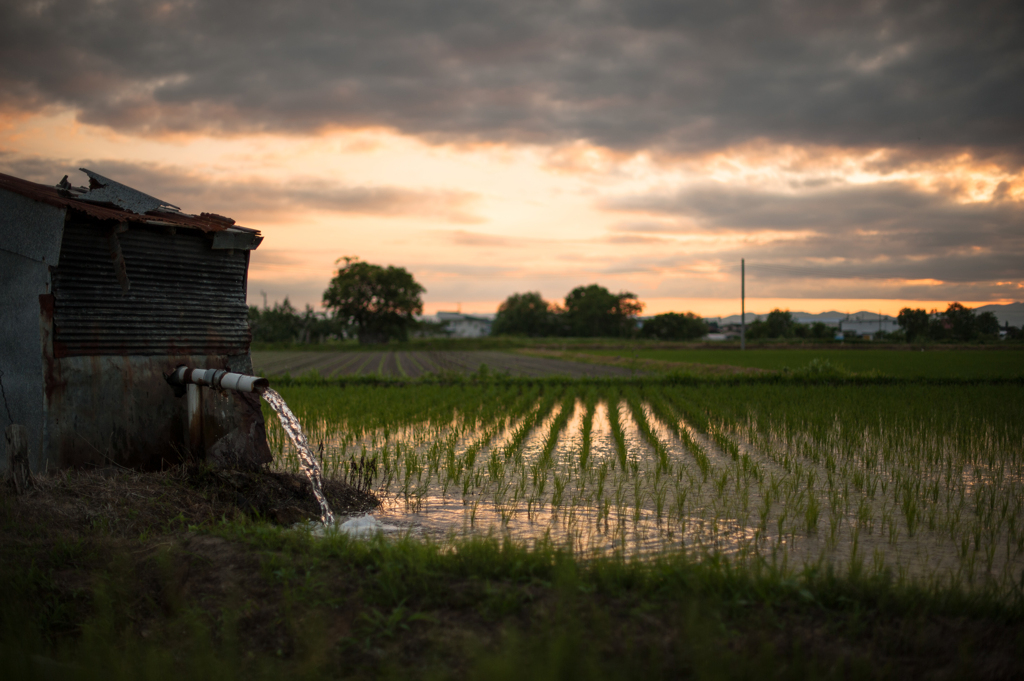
[252,346,1024,380]
[4,350,1023,678]
[567,347,1024,379]
[267,380,1024,593]
[251,349,642,378]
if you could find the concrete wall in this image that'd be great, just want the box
[0,188,65,473]
[42,352,271,471]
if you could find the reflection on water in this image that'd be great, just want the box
[269,396,1024,589]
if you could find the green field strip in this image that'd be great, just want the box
[307,353,353,377]
[475,351,572,378]
[426,351,465,373]
[350,351,380,375]
[263,351,335,377]
[483,351,632,378]
[378,351,399,377]
[578,347,1024,379]
[530,354,642,378]
[437,351,489,374]
[394,352,410,378]
[324,352,366,376]
[400,351,431,377]
[411,351,442,374]
[251,351,316,375]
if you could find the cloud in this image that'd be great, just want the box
[599,178,1024,291]
[0,153,482,223]
[446,230,514,247]
[1,0,1021,164]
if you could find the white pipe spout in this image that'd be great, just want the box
[167,365,269,394]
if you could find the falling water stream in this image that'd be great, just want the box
[259,387,335,525]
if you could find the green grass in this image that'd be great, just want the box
[579,347,1024,378]
[3,516,1021,680]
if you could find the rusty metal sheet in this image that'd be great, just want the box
[0,171,261,237]
[51,221,251,357]
[78,168,182,215]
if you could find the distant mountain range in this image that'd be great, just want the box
[707,302,1024,328]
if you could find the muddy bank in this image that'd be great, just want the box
[1,466,378,537]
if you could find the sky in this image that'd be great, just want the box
[1,0,1022,317]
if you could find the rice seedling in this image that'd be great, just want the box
[261,379,1024,594]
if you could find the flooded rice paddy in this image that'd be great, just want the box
[264,383,1024,591]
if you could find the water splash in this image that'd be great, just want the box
[260,387,335,525]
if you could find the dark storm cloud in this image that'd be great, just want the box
[602,180,1024,293]
[2,0,1021,160]
[0,154,481,223]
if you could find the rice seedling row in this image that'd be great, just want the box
[263,382,1024,593]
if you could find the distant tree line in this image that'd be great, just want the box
[249,257,426,345]
[491,286,709,340]
[248,299,346,344]
[249,261,1018,345]
[742,309,835,340]
[897,303,1010,342]
[739,304,1015,342]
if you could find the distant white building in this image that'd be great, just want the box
[839,314,899,338]
[436,311,493,338]
[793,317,842,328]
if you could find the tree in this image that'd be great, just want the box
[492,291,558,337]
[765,309,795,338]
[897,307,930,342]
[322,257,425,344]
[562,285,643,337]
[640,312,708,340]
[943,302,977,342]
[249,298,348,344]
[745,319,769,339]
[975,311,1000,339]
[794,321,834,339]
[248,298,302,343]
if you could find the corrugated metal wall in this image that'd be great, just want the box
[52,222,251,357]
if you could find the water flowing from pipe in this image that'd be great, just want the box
[259,387,335,525]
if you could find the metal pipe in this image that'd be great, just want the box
[167,365,269,393]
[186,383,203,452]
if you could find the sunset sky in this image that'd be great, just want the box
[2,0,1021,317]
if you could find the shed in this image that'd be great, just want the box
[0,169,272,474]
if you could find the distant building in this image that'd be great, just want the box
[794,317,842,328]
[436,311,493,338]
[839,314,899,338]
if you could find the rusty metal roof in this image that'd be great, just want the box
[0,170,259,236]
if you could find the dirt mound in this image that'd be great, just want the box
[2,465,378,538]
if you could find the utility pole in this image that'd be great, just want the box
[741,258,745,351]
